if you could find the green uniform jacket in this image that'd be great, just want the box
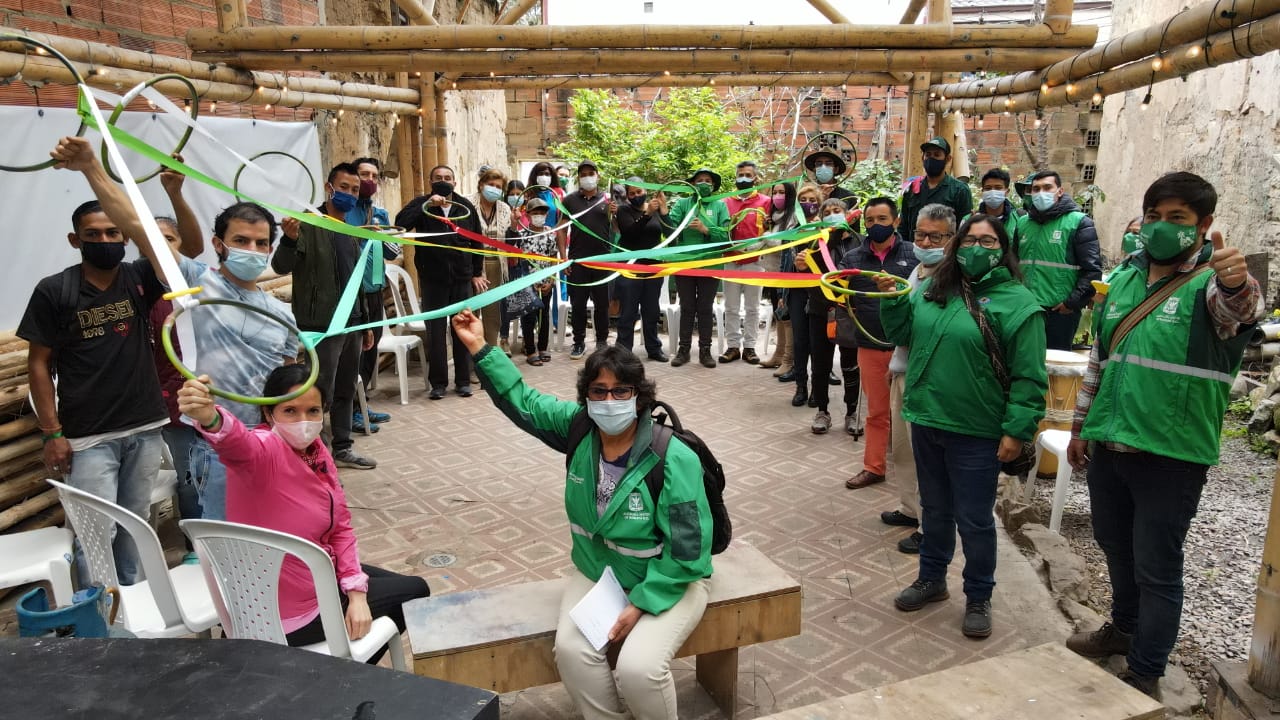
[900,174,973,243]
[668,196,731,271]
[880,266,1048,441]
[474,346,714,615]
[1081,252,1252,465]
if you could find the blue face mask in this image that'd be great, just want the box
[913,244,945,266]
[1031,191,1057,212]
[329,190,357,213]
[222,246,270,281]
[507,195,524,208]
[981,189,1006,208]
[814,165,835,184]
[587,398,637,436]
[482,185,503,203]
[824,213,846,227]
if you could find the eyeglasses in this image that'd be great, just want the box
[959,235,1002,249]
[587,385,636,401]
[913,231,950,245]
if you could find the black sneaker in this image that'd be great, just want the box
[570,343,586,360]
[671,348,691,367]
[1118,669,1158,696]
[1066,622,1133,659]
[333,449,378,470]
[897,531,923,554]
[455,385,473,398]
[648,351,670,362]
[880,510,920,528]
[963,600,992,639]
[894,578,949,612]
[428,386,447,400]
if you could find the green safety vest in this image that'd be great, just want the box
[1081,261,1251,465]
[1014,211,1085,306]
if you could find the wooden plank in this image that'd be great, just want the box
[414,636,560,693]
[696,648,738,717]
[0,384,30,415]
[0,415,38,444]
[759,643,1166,719]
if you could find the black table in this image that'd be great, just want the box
[0,637,499,719]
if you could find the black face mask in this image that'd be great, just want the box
[431,181,454,197]
[923,157,947,177]
[81,241,126,270]
[629,195,646,209]
[734,178,754,190]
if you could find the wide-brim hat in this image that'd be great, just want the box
[525,197,550,212]
[803,150,847,177]
[686,167,722,191]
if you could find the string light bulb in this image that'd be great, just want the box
[977,115,984,127]
[338,108,344,117]
[1092,89,1103,105]
[210,101,217,112]
[264,103,272,111]
[1187,45,1201,58]
[1151,56,1163,71]
[1040,82,1049,94]
[1033,110,1042,128]
[1066,82,1076,94]
[1141,92,1152,109]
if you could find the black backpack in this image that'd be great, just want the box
[567,400,731,555]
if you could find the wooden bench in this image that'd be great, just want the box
[759,642,1166,719]
[404,543,800,717]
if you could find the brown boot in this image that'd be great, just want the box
[760,320,788,369]
[771,321,794,377]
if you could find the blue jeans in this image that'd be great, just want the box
[161,424,201,522]
[1044,307,1081,351]
[614,275,664,356]
[66,428,164,585]
[189,434,228,521]
[912,424,1000,601]
[1087,444,1207,678]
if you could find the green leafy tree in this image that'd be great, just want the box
[838,159,904,209]
[549,90,646,182]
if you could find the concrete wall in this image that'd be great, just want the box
[1095,0,1280,293]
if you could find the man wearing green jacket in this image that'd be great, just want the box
[1065,172,1263,696]
[452,307,713,720]
[667,168,731,369]
[900,137,973,244]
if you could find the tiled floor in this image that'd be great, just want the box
[343,327,1072,718]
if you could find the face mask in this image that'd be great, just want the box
[913,244,945,266]
[81,241,126,270]
[558,176,570,188]
[431,181,454,197]
[771,193,787,210]
[1031,191,1057,212]
[866,224,895,244]
[735,176,754,190]
[1141,220,1199,261]
[800,201,819,217]
[358,179,378,199]
[272,419,323,450]
[329,190,357,213]
[587,397,637,436]
[695,182,714,198]
[981,189,1006,208]
[222,246,270,281]
[629,195,646,209]
[507,195,524,208]
[481,185,503,202]
[824,213,846,227]
[536,174,552,187]
[530,213,548,228]
[956,245,1002,279]
[1121,231,1144,255]
[578,176,598,192]
[923,157,946,177]
[814,165,835,184]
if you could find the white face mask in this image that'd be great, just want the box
[272,419,323,450]
[824,213,846,226]
[535,174,552,187]
[578,176,599,192]
[587,398,638,436]
[530,213,547,228]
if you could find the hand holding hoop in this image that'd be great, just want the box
[819,268,911,299]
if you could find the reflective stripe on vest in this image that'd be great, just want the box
[1101,353,1235,385]
[569,523,664,559]
[1019,259,1080,271]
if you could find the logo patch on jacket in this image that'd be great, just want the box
[1156,296,1186,325]
[1051,230,1064,243]
[628,492,644,512]
[622,491,651,521]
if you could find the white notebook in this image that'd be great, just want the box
[569,566,630,651]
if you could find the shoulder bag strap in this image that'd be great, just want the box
[959,279,1011,393]
[1107,265,1213,356]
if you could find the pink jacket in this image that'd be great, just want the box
[197,407,369,633]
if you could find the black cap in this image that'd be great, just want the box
[921,136,952,154]
[577,159,599,174]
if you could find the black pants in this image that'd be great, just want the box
[676,275,718,350]
[1044,307,1081,351]
[423,280,473,389]
[286,564,430,665]
[521,287,553,354]
[358,290,385,389]
[806,312,859,413]
[788,288,811,384]
[314,331,361,453]
[568,269,611,348]
[614,275,664,356]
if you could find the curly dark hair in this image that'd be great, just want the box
[577,345,657,417]
[924,213,1022,305]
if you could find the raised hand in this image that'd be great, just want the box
[1209,231,1248,289]
[159,153,186,195]
[49,136,97,173]
[450,308,486,355]
[178,374,219,428]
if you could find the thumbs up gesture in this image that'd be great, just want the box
[1208,231,1249,289]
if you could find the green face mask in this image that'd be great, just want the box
[695,182,714,198]
[1121,231,1144,255]
[1140,220,1198,260]
[558,176,570,189]
[956,245,1002,279]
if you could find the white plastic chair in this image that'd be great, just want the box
[47,479,218,637]
[180,519,407,670]
[658,274,679,345]
[1022,429,1073,534]
[382,264,426,334]
[0,526,75,607]
[355,376,372,436]
[378,265,430,405]
[758,295,775,358]
[552,274,572,352]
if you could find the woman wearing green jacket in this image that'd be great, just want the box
[667,168,731,369]
[877,214,1047,640]
[451,309,714,720]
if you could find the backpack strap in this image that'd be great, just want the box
[564,409,593,470]
[644,424,673,506]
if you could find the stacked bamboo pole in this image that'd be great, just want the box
[398,0,440,26]
[0,332,64,536]
[450,72,901,90]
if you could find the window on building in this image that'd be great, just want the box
[821,98,843,117]
[643,1,653,12]
[1081,164,1097,183]
[1085,130,1101,147]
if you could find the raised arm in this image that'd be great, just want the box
[160,159,205,258]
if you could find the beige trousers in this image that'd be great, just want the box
[890,372,921,519]
[554,569,710,720]
[480,256,506,347]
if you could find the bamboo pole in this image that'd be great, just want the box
[216,0,248,33]
[185,22,1099,52]
[0,467,48,510]
[0,52,420,115]
[12,505,65,534]
[433,87,449,175]
[928,13,1280,114]
[1250,459,1280,696]
[494,0,541,25]
[0,416,37,444]
[398,0,440,25]
[904,73,931,179]
[0,385,29,415]
[900,0,927,24]
[805,0,849,24]
[201,47,1078,75]
[0,436,41,466]
[1043,0,1073,34]
[450,72,902,90]
[931,0,1280,98]
[0,488,58,532]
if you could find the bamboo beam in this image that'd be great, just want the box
[199,48,1078,75]
[185,22,1099,52]
[900,0,927,24]
[1250,459,1280,696]
[928,13,1280,114]
[433,87,448,173]
[216,0,248,33]
[0,489,59,532]
[805,0,849,24]
[904,72,930,179]
[1043,0,1073,34]
[450,72,902,90]
[932,0,1280,99]
[494,0,541,25]
[1,31,419,104]
[398,0,439,25]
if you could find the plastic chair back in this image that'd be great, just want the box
[384,265,425,316]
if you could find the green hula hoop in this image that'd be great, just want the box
[101,73,200,184]
[421,200,473,223]
[0,33,87,172]
[819,268,911,299]
[233,150,317,206]
[161,297,320,406]
[360,224,407,235]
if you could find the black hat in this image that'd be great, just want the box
[803,150,847,177]
[921,136,952,155]
[687,167,722,191]
[577,159,599,174]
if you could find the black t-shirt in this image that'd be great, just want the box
[17,259,167,438]
[560,190,612,260]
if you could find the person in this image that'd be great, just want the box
[470,167,514,350]
[804,149,855,204]
[614,177,670,361]
[507,179,527,215]
[1120,215,1144,257]
[880,203,954,555]
[506,197,558,365]
[1011,169,1102,351]
[899,137,973,244]
[779,184,823,389]
[559,160,615,360]
[840,197,918,483]
[1065,172,1263,695]
[453,308,713,720]
[394,165,487,400]
[348,157,399,433]
[272,163,378,470]
[526,162,561,226]
[554,164,573,196]
[878,213,1047,640]
[717,161,773,365]
[976,167,1022,234]
[177,365,429,663]
[760,182,799,373]
[668,168,731,369]
[796,198,861,431]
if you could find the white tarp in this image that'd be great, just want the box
[0,104,322,330]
